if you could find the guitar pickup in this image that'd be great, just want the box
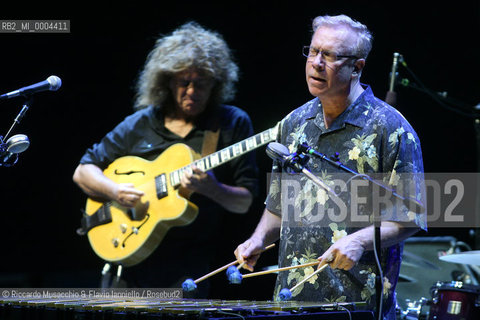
[155,173,168,199]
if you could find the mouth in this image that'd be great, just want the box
[183,98,197,105]
[309,75,326,84]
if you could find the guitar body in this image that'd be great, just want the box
[86,143,200,266]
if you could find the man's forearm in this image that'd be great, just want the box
[73,163,116,200]
[250,208,282,246]
[354,221,420,250]
[204,184,253,213]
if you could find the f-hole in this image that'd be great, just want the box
[114,169,145,176]
[121,213,150,248]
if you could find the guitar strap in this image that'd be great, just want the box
[201,111,221,156]
[201,128,220,157]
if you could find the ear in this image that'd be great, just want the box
[352,59,366,76]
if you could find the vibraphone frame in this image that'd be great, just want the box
[0,297,374,320]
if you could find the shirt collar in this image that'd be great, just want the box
[310,85,375,131]
[342,85,375,128]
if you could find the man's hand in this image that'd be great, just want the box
[317,234,366,270]
[317,221,420,271]
[181,164,219,195]
[234,238,265,272]
[114,183,145,208]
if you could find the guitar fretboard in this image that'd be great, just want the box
[169,124,279,187]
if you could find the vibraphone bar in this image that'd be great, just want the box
[0,296,375,320]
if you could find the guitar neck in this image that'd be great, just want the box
[170,124,279,188]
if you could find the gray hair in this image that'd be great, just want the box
[312,14,373,59]
[134,21,239,110]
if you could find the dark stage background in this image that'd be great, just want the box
[1,2,479,301]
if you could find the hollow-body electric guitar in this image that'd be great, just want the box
[84,123,279,266]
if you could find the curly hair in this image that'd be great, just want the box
[134,22,239,110]
[312,15,373,60]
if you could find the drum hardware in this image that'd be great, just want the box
[400,297,429,320]
[428,281,480,320]
[397,236,467,312]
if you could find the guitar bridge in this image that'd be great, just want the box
[155,173,168,199]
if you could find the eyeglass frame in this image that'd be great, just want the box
[172,77,215,90]
[302,45,359,62]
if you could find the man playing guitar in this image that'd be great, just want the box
[73,22,259,297]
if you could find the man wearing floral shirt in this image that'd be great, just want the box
[235,14,426,319]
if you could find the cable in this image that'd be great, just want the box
[373,224,384,320]
[400,60,478,118]
[215,310,246,319]
[336,303,353,320]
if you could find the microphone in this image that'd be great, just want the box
[266,142,335,194]
[265,142,289,162]
[266,142,306,173]
[5,134,30,154]
[0,134,30,167]
[385,53,401,106]
[0,75,62,100]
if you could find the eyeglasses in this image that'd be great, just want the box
[302,46,358,63]
[174,78,214,90]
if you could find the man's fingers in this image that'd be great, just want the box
[243,263,255,272]
[116,184,145,207]
[120,183,145,196]
[317,252,335,269]
[234,241,260,272]
[317,250,356,270]
[124,188,145,197]
[191,165,205,174]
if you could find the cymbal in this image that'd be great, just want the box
[439,251,480,265]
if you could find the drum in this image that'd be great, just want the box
[428,281,480,320]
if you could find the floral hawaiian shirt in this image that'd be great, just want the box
[265,86,427,318]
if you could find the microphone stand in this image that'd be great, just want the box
[279,151,335,194]
[296,142,424,320]
[0,96,32,167]
[297,143,424,213]
[4,96,32,141]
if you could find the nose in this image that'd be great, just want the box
[186,82,196,95]
[310,54,325,70]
